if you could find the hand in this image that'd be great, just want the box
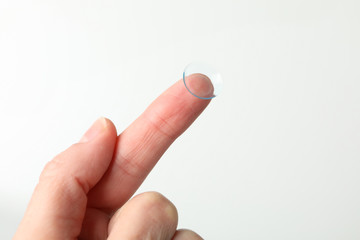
[13,75,213,240]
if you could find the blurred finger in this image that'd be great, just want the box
[172,229,204,240]
[107,192,178,240]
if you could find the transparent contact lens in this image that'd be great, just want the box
[183,62,223,100]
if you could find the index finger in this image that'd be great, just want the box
[87,74,213,211]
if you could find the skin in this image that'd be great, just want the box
[13,74,212,240]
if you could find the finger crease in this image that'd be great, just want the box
[72,174,90,195]
[113,151,147,180]
[144,111,178,142]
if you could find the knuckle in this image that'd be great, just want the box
[144,109,179,141]
[39,143,79,182]
[114,150,148,179]
[40,158,61,182]
[39,158,87,202]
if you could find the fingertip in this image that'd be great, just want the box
[184,73,214,99]
[102,117,118,141]
[80,117,117,143]
[107,192,178,240]
[80,117,107,143]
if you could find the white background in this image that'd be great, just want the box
[1,0,360,239]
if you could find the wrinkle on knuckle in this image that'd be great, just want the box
[113,150,147,180]
[144,109,179,142]
[39,143,79,181]
[39,155,89,197]
[40,158,62,182]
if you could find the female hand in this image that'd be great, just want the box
[13,75,212,240]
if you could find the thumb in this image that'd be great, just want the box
[13,118,117,240]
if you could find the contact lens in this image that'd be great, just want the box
[183,62,223,100]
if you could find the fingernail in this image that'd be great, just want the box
[80,117,107,143]
[185,73,214,99]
